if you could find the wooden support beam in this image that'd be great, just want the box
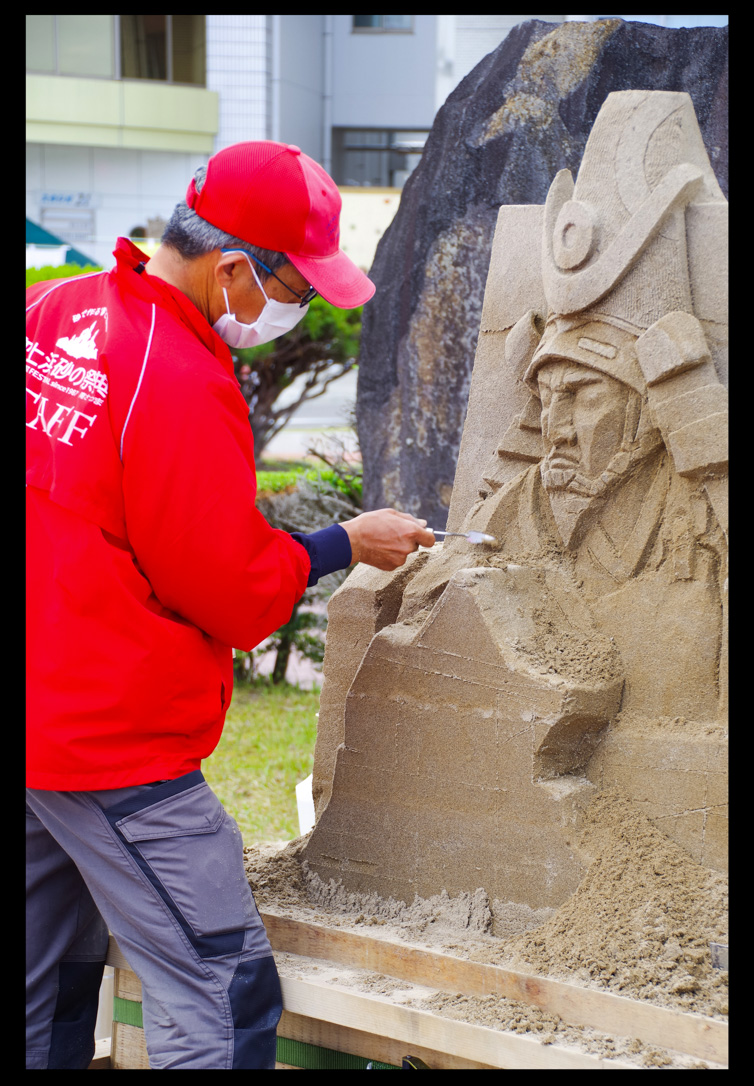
[278,1009,495,1069]
[111,1021,151,1070]
[261,912,727,1066]
[105,929,728,1069]
[279,973,637,1069]
[87,1037,112,1069]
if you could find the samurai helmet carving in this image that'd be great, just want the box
[493,91,727,488]
[524,90,724,393]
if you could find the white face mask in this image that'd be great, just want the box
[212,253,309,349]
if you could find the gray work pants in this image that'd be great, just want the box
[26,771,282,1069]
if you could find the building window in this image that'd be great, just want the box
[25,15,205,85]
[120,15,205,84]
[171,15,206,85]
[26,15,57,74]
[332,129,427,189]
[352,16,413,32]
[27,15,115,79]
[120,15,168,80]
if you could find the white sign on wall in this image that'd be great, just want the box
[41,192,94,208]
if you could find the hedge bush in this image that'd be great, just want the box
[256,465,362,505]
[27,263,103,289]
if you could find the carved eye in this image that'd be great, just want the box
[575,383,602,408]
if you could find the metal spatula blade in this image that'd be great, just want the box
[430,529,497,545]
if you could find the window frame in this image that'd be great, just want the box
[25,14,206,87]
[332,126,428,189]
[351,16,414,34]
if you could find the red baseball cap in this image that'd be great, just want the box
[186,141,375,308]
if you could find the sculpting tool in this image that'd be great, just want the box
[430,529,497,544]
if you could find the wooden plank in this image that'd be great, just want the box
[279,1009,496,1069]
[105,928,727,1069]
[262,912,727,1066]
[114,966,143,1002]
[111,1021,150,1070]
[102,970,495,1070]
[279,974,637,1070]
[111,962,149,1069]
[106,935,132,972]
[87,1037,112,1069]
[103,966,491,1068]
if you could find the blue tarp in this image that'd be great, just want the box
[26,218,97,267]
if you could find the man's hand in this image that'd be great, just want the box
[340,509,436,571]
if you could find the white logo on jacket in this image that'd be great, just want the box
[56,321,100,360]
[26,386,96,445]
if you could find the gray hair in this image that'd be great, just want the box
[161,165,289,283]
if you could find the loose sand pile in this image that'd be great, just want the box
[244,787,727,1066]
[491,789,728,1017]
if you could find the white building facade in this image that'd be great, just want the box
[26,15,728,270]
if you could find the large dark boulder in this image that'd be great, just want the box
[356,18,728,528]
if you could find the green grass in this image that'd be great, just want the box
[203,680,320,845]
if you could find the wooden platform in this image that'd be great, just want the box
[100,913,728,1069]
[263,912,728,1066]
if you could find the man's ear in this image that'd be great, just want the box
[214,251,241,290]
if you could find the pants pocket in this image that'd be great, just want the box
[115,781,257,939]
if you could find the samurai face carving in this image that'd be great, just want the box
[537,361,633,497]
[533,353,661,547]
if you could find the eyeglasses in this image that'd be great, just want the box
[221,249,317,308]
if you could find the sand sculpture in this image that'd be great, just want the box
[304,91,728,913]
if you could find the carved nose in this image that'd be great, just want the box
[546,392,576,445]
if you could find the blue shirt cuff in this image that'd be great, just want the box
[290,524,353,587]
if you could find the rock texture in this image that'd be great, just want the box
[357,18,728,528]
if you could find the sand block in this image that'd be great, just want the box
[306,565,622,908]
[313,551,430,817]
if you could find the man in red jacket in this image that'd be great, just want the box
[26,141,434,1069]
